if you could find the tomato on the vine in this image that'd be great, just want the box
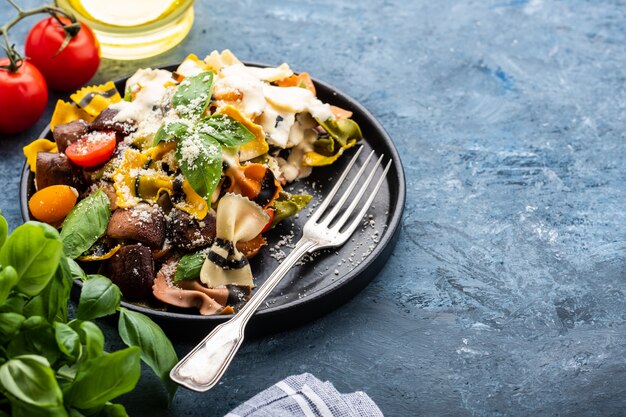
[25,17,100,92]
[0,59,48,134]
[65,130,117,167]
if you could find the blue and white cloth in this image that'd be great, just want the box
[225,373,384,417]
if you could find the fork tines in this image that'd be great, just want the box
[311,146,391,238]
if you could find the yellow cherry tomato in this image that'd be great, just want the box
[28,185,78,224]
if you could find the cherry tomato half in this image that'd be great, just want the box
[65,130,117,167]
[0,59,48,134]
[25,17,100,92]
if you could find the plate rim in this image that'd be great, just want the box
[19,61,406,329]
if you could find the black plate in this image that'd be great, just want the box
[20,63,405,337]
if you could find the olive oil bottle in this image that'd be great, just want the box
[56,0,195,60]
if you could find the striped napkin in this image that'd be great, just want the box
[225,373,384,417]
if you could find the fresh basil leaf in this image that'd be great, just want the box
[153,121,191,146]
[92,403,129,417]
[69,320,104,360]
[7,319,60,365]
[317,117,363,147]
[9,401,68,417]
[172,71,214,119]
[65,257,87,282]
[0,222,63,297]
[23,257,73,322]
[61,189,111,259]
[196,114,255,147]
[54,322,81,361]
[271,192,312,227]
[0,293,26,314]
[118,308,178,401]
[0,212,7,249]
[0,355,63,408]
[175,252,205,282]
[176,132,222,201]
[66,347,141,409]
[0,266,18,305]
[0,312,25,344]
[76,275,121,321]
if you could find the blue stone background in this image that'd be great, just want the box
[1,0,625,415]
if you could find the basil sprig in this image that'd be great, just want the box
[154,72,256,201]
[173,71,214,119]
[175,251,206,282]
[60,189,111,259]
[196,114,255,147]
[176,132,223,201]
[0,212,179,415]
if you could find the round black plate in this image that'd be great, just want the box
[20,63,405,337]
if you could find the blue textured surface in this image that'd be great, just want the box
[2,1,626,416]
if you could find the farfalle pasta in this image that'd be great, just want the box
[24,50,363,315]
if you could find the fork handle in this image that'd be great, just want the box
[170,238,317,392]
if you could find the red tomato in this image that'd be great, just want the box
[261,208,275,233]
[25,17,100,92]
[0,59,48,134]
[65,131,117,167]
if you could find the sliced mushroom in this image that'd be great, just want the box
[167,209,217,251]
[90,108,135,135]
[53,120,89,153]
[107,204,165,248]
[35,152,85,191]
[105,244,154,300]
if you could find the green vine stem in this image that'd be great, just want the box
[0,0,79,72]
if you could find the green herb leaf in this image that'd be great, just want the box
[61,189,111,259]
[7,318,60,365]
[0,266,18,305]
[172,71,214,119]
[176,133,222,201]
[153,121,191,146]
[53,322,81,361]
[271,192,313,227]
[196,114,255,147]
[0,355,63,408]
[317,118,363,147]
[76,275,121,321]
[69,320,104,361]
[175,252,206,282]
[9,402,68,417]
[65,256,87,282]
[92,403,129,417]
[0,222,63,297]
[118,308,179,401]
[0,212,7,249]
[66,347,141,409]
[0,312,25,344]
[23,257,73,322]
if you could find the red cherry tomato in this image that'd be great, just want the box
[25,17,100,92]
[261,208,275,233]
[65,131,117,167]
[0,59,48,134]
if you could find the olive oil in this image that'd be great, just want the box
[56,0,195,60]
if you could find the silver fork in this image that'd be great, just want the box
[169,146,392,392]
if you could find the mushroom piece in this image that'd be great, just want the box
[53,120,89,153]
[107,204,166,248]
[167,209,217,251]
[90,108,135,135]
[105,244,154,300]
[35,152,85,191]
